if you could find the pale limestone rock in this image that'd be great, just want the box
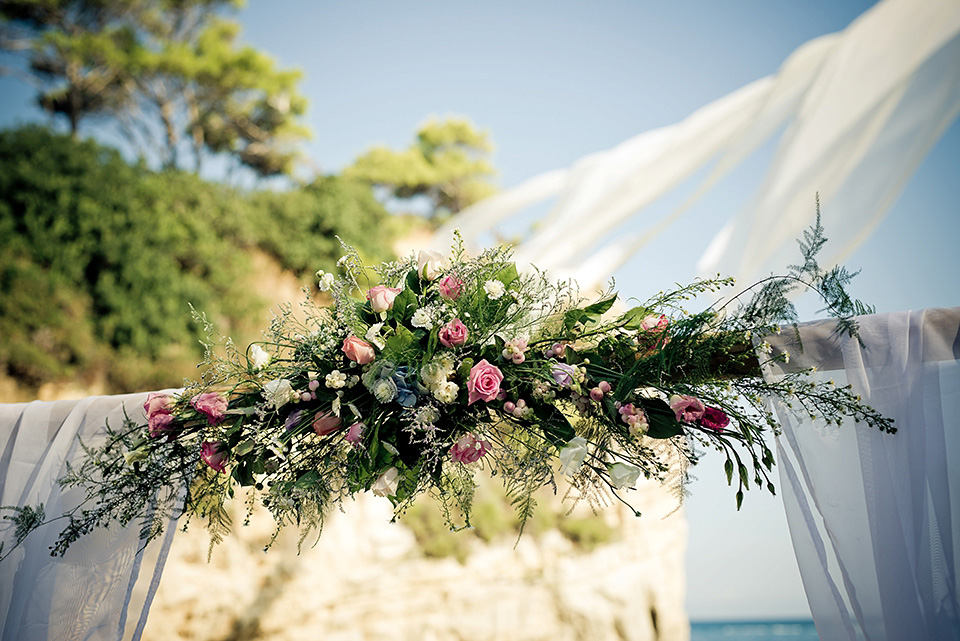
[143,476,688,641]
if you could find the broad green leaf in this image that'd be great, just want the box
[642,398,684,439]
[619,306,652,330]
[495,262,519,286]
[388,288,417,322]
[532,403,575,447]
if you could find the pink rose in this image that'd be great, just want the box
[467,359,503,405]
[637,314,670,357]
[201,441,228,473]
[700,407,730,432]
[669,394,705,423]
[438,318,469,348]
[190,392,228,426]
[312,411,342,436]
[640,314,669,332]
[342,335,376,364]
[148,411,176,438]
[144,393,177,438]
[367,285,402,313]
[144,392,174,418]
[437,275,464,301]
[450,433,492,463]
[346,421,365,445]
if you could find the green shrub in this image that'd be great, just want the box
[0,125,396,393]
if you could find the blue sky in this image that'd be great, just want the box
[2,0,957,621]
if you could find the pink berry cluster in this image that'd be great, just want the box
[501,338,528,364]
[504,398,534,419]
[543,342,566,359]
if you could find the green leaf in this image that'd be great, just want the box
[388,288,417,322]
[294,470,320,489]
[384,325,416,360]
[563,294,617,332]
[619,306,652,330]
[642,398,684,439]
[582,294,617,317]
[405,269,422,294]
[494,262,520,287]
[724,459,734,485]
[738,463,750,489]
[532,403,575,447]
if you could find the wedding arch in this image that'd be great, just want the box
[2,0,959,639]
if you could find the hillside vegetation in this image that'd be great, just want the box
[0,126,397,397]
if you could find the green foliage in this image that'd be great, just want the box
[737,194,876,344]
[248,176,395,280]
[0,0,309,176]
[0,125,395,392]
[345,117,497,218]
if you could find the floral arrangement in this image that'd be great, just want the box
[2,216,895,559]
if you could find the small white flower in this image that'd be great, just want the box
[316,270,335,292]
[759,341,773,354]
[484,279,506,300]
[433,381,459,404]
[782,351,791,364]
[337,255,349,266]
[415,406,440,426]
[365,323,386,349]
[411,308,434,330]
[558,436,588,475]
[250,344,270,370]
[371,467,400,497]
[325,370,347,389]
[608,462,641,489]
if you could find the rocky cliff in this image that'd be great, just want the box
[143,474,689,641]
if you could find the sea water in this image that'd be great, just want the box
[690,619,819,640]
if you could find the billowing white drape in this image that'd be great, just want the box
[432,0,960,290]
[760,308,960,640]
[0,393,180,641]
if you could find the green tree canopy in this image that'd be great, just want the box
[345,117,497,219]
[0,0,309,177]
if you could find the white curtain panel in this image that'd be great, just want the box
[760,308,960,640]
[432,0,960,290]
[0,393,180,641]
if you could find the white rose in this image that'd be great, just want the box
[365,322,386,349]
[483,279,506,300]
[250,344,271,370]
[558,436,588,475]
[608,462,641,489]
[411,308,433,329]
[372,467,400,497]
[263,378,297,409]
[417,250,449,281]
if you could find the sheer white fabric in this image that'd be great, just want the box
[0,393,180,641]
[431,0,960,290]
[760,308,960,640]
